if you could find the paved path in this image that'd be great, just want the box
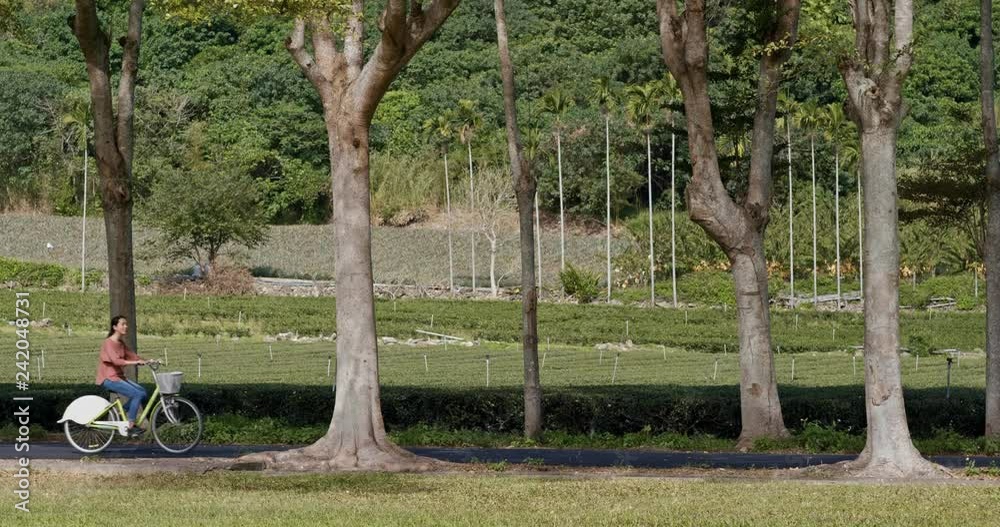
[4,443,997,469]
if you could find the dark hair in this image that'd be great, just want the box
[107,315,127,337]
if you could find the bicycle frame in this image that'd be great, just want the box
[85,383,163,431]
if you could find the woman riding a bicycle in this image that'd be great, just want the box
[95,315,150,437]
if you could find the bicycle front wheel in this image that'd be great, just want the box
[151,396,203,454]
[65,406,120,454]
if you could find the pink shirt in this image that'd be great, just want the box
[95,338,139,385]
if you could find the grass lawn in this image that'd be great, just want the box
[8,471,1000,526]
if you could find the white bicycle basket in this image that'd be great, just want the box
[155,371,184,394]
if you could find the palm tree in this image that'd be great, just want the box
[778,92,798,307]
[540,88,573,272]
[839,143,862,296]
[654,74,682,308]
[457,99,482,291]
[824,103,854,306]
[795,100,825,305]
[422,112,457,293]
[592,77,616,302]
[60,90,92,292]
[625,82,661,307]
[523,126,543,296]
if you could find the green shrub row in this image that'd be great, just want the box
[6,383,985,439]
[0,257,104,289]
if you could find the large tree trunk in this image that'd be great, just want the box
[732,235,784,443]
[658,0,799,445]
[840,0,946,478]
[292,120,422,469]
[850,128,941,476]
[71,0,143,379]
[238,1,461,471]
[495,0,542,439]
[981,0,1000,437]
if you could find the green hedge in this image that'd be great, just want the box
[4,383,985,439]
[0,257,104,288]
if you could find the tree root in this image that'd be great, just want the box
[230,443,447,473]
[735,427,790,451]
[800,452,953,480]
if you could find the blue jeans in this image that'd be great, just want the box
[102,379,147,423]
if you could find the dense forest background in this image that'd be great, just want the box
[0,0,995,278]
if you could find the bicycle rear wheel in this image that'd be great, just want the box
[151,396,203,454]
[64,407,120,454]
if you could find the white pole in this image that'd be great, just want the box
[485,355,490,387]
[713,359,718,381]
[791,357,796,382]
[557,131,565,271]
[445,151,455,293]
[468,141,476,292]
[606,114,612,303]
[424,354,428,373]
[811,137,817,305]
[788,116,795,308]
[612,353,619,384]
[269,344,273,361]
[647,134,655,307]
[835,149,842,307]
[81,142,88,292]
[852,355,857,378]
[163,347,168,366]
[671,131,678,308]
[535,188,542,298]
[541,352,547,370]
[198,354,202,379]
[40,349,45,369]
[42,302,46,319]
[328,355,333,377]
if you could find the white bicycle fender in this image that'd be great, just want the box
[58,395,112,425]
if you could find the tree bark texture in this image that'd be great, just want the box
[495,0,542,439]
[981,0,1000,437]
[237,1,462,471]
[657,0,799,445]
[71,0,144,379]
[840,0,947,477]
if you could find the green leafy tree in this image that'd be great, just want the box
[795,99,825,304]
[146,164,269,274]
[422,112,457,292]
[592,76,617,301]
[540,87,574,271]
[625,81,661,306]
[456,98,482,290]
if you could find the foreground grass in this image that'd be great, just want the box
[8,471,1000,526]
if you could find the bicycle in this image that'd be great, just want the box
[58,360,203,454]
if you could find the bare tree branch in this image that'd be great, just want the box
[342,0,364,79]
[746,0,802,220]
[356,0,460,120]
[286,18,326,89]
[115,0,145,167]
